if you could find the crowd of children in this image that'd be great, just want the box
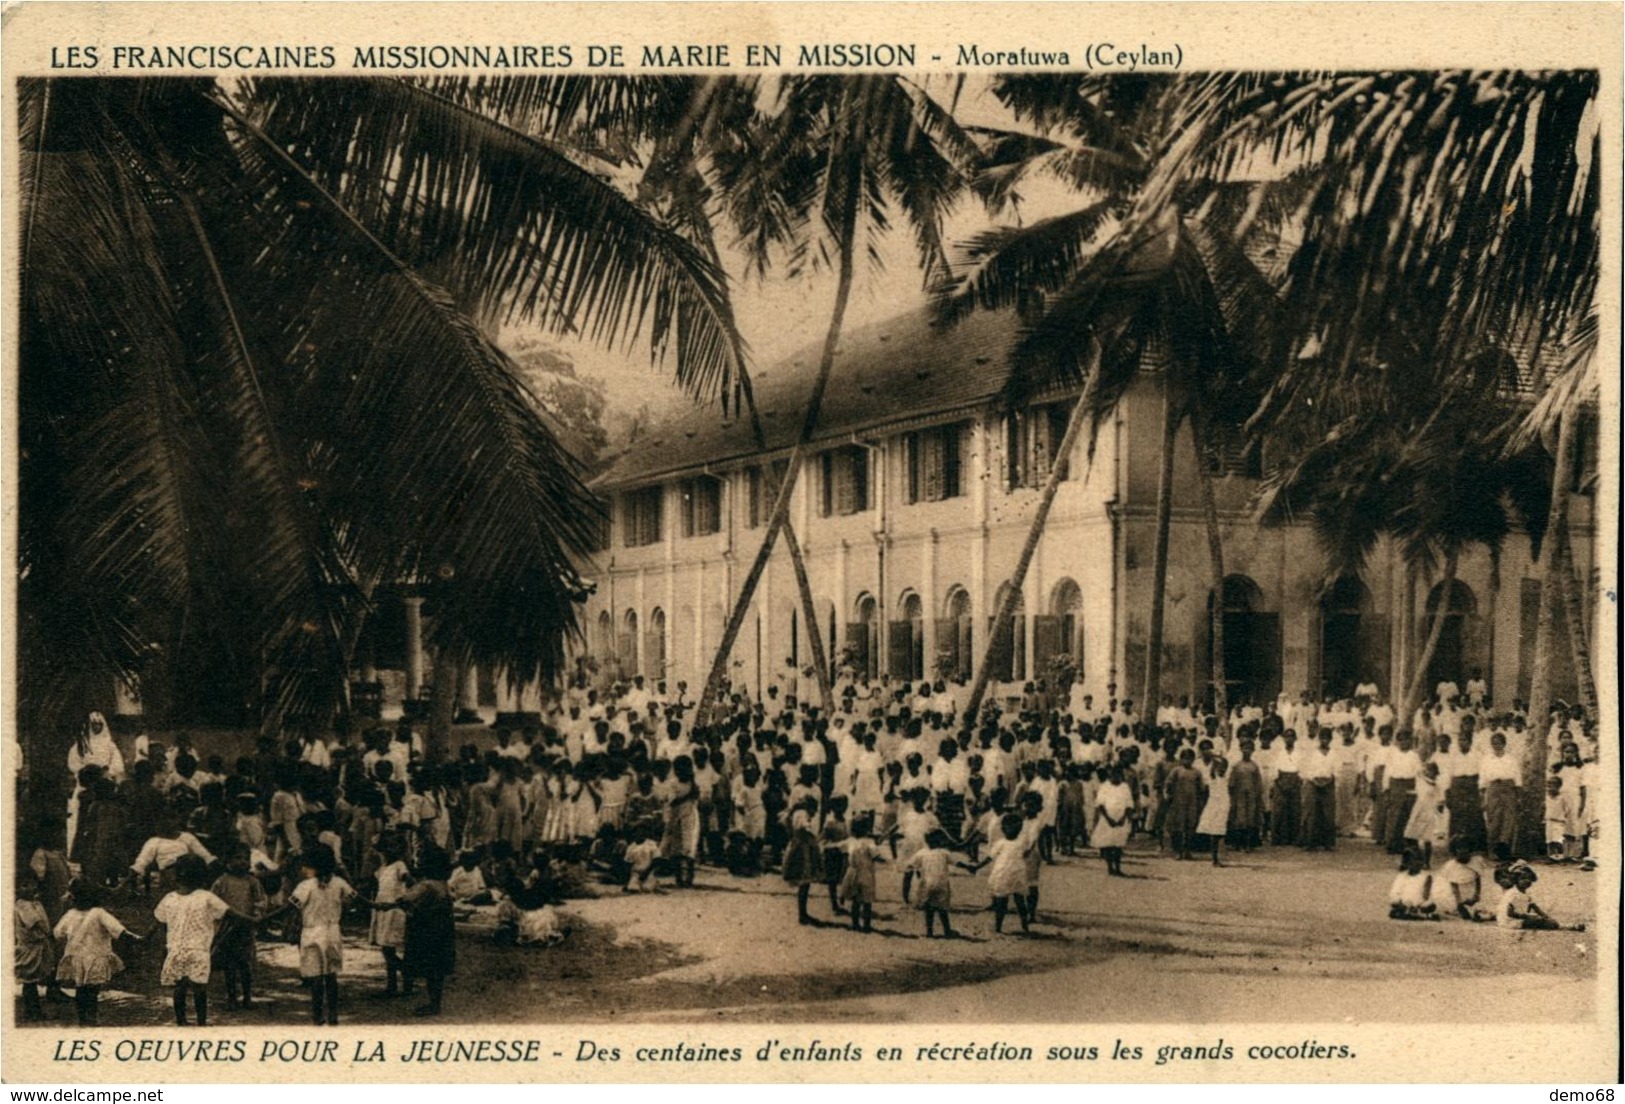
[18,664,1599,1024]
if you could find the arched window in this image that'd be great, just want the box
[1039,578,1085,679]
[846,593,879,679]
[648,608,667,680]
[1317,576,1374,699]
[1203,574,1278,708]
[941,586,973,681]
[892,591,925,682]
[621,609,640,677]
[990,582,1028,683]
[1423,579,1479,699]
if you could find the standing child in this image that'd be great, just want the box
[894,790,940,904]
[210,846,269,1009]
[15,875,59,1020]
[904,828,972,938]
[1093,766,1134,877]
[153,854,236,1026]
[370,834,411,999]
[54,881,139,1026]
[1056,764,1087,856]
[1197,758,1233,867]
[1019,791,1047,920]
[1544,776,1578,863]
[838,812,883,933]
[397,848,456,1017]
[820,796,851,917]
[982,812,1034,934]
[288,847,357,1025]
[781,796,825,924]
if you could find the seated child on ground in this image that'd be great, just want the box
[1496,861,1586,931]
[1388,847,1437,920]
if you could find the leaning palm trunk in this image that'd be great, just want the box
[782,517,835,714]
[963,347,1100,724]
[1142,394,1182,713]
[1555,526,1597,720]
[1192,409,1227,721]
[1523,408,1576,852]
[1399,548,1458,726]
[697,180,859,721]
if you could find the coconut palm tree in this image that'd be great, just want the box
[933,75,1286,723]
[1506,319,1600,847]
[613,75,843,714]
[936,69,1600,725]
[17,76,753,776]
[692,75,979,718]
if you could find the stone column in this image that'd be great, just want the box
[460,664,480,713]
[403,595,425,699]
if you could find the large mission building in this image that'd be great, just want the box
[582,308,1594,711]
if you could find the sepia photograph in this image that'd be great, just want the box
[2,2,1618,1086]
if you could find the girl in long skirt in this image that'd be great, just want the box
[1479,734,1521,860]
[660,756,700,887]
[15,875,58,1020]
[398,850,456,1017]
[820,796,851,916]
[1226,741,1265,850]
[781,796,824,924]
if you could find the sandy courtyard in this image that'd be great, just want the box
[18,839,1599,1028]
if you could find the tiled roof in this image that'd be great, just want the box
[595,307,1028,488]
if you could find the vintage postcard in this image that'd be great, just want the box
[2,0,1619,1087]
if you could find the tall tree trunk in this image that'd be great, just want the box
[782,503,835,715]
[963,349,1100,724]
[426,649,460,762]
[1523,408,1575,853]
[697,169,860,721]
[1142,392,1181,715]
[1399,549,1458,726]
[1192,409,1227,721]
[1555,524,1597,719]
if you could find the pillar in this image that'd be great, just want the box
[403,595,425,699]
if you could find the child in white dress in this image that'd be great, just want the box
[55,881,140,1025]
[152,854,234,1025]
[370,834,411,998]
[903,829,961,938]
[979,812,1034,934]
[1388,848,1437,920]
[288,847,358,1025]
[1196,758,1233,866]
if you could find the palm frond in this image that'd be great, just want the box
[240,76,746,404]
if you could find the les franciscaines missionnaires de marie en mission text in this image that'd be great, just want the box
[48,41,1183,71]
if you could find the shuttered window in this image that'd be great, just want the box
[679,476,722,537]
[904,425,965,504]
[623,486,663,547]
[1204,420,1264,478]
[1007,402,1076,489]
[819,446,869,517]
[745,467,764,529]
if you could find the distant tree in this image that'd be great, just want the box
[506,336,612,475]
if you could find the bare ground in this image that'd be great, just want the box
[18,836,1597,1028]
